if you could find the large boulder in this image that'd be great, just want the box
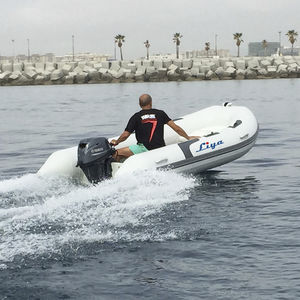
[287,66,298,78]
[224,61,235,69]
[87,68,101,81]
[236,69,245,80]
[0,71,12,82]
[41,70,51,81]
[265,66,277,78]
[75,72,88,84]
[45,63,56,72]
[1,63,13,72]
[93,63,102,70]
[200,65,211,74]
[34,75,46,85]
[245,69,257,79]
[273,59,284,66]
[120,60,130,68]
[190,67,200,77]
[24,63,35,72]
[13,63,23,72]
[8,71,22,82]
[219,58,230,68]
[73,66,83,74]
[168,64,179,72]
[157,68,167,79]
[110,61,120,71]
[215,67,225,78]
[24,68,38,80]
[50,69,64,81]
[15,74,33,85]
[62,64,73,75]
[134,60,142,68]
[127,63,137,73]
[153,60,163,69]
[146,66,157,75]
[182,59,192,69]
[206,70,218,80]
[181,70,192,81]
[224,67,236,78]
[99,68,108,75]
[136,66,146,75]
[35,63,45,73]
[207,62,218,72]
[167,70,180,81]
[112,69,125,79]
[247,59,260,70]
[277,64,288,78]
[142,60,153,68]
[101,72,113,82]
[101,61,110,69]
[260,60,271,69]
[162,59,172,68]
[257,68,268,78]
[125,72,135,81]
[236,60,246,70]
[196,73,206,80]
[172,59,182,67]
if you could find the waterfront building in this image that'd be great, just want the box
[248,42,280,56]
[184,49,230,58]
[281,46,300,56]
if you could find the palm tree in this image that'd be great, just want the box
[205,42,210,57]
[173,33,183,59]
[262,39,268,56]
[233,33,244,57]
[114,34,125,61]
[144,40,150,60]
[286,30,298,55]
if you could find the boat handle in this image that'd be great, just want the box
[155,158,168,164]
[240,134,249,140]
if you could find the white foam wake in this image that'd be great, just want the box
[0,170,196,264]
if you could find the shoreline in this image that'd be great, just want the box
[1,56,300,86]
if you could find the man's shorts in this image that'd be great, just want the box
[129,143,149,154]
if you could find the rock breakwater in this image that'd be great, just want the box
[1,56,300,86]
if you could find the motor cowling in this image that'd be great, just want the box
[77,137,115,183]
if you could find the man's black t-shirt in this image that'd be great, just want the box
[125,109,171,150]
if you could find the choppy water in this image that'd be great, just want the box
[0,80,300,299]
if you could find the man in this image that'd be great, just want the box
[110,94,198,161]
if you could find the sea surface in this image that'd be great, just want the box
[0,79,299,300]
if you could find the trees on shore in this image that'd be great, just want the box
[233,33,244,57]
[286,30,298,55]
[112,30,300,60]
[144,40,150,60]
[205,42,210,57]
[173,33,183,59]
[115,34,125,61]
[262,40,268,56]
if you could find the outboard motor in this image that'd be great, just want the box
[77,137,115,183]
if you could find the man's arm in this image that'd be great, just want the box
[167,120,199,140]
[110,131,131,146]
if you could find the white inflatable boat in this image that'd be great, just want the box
[38,103,258,184]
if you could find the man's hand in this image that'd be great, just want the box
[110,139,118,146]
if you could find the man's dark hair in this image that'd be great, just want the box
[139,94,152,107]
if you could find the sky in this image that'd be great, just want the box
[0,0,299,59]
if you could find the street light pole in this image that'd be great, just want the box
[215,34,218,56]
[27,38,30,62]
[278,31,281,56]
[11,39,15,63]
[72,35,75,61]
[114,40,116,60]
